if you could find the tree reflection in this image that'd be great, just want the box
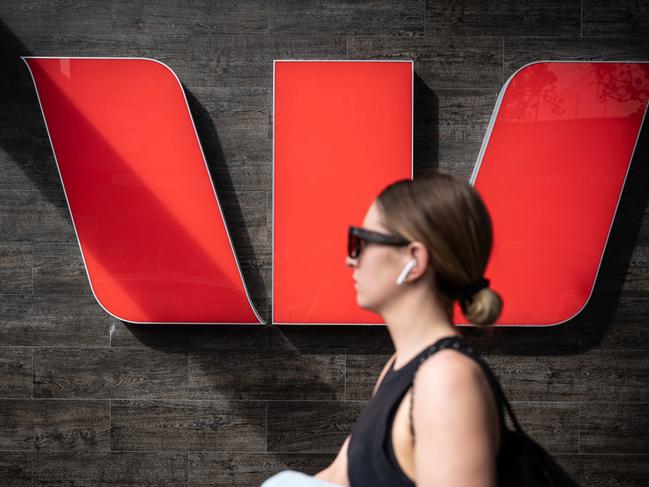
[593,64,649,118]
[503,63,565,122]
[503,63,649,122]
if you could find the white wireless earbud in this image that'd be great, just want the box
[396,258,417,285]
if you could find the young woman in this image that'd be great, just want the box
[262,172,503,487]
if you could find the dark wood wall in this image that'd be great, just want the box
[1,1,648,485]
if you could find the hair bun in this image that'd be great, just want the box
[460,287,503,326]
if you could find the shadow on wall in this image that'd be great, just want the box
[0,20,57,190]
[183,87,269,318]
[413,72,439,176]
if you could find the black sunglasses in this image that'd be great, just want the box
[348,225,411,259]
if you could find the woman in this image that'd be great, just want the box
[262,172,503,486]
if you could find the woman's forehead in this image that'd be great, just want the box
[362,202,386,231]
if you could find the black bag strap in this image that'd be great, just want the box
[408,336,522,443]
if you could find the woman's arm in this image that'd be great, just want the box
[313,434,351,484]
[313,352,397,485]
[412,350,500,487]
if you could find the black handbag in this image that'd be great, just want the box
[411,336,582,487]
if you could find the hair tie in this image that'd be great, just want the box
[458,277,490,302]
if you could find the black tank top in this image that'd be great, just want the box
[346,335,497,487]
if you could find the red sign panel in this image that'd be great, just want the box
[469,62,649,325]
[273,61,413,324]
[24,57,263,324]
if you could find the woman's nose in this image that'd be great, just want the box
[345,256,357,267]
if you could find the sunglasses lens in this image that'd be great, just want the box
[348,232,360,258]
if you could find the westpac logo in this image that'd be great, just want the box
[22,58,649,327]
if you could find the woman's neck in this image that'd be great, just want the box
[381,288,461,370]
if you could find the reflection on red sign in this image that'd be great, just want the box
[24,58,649,326]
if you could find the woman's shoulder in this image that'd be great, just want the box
[410,344,501,468]
[412,345,495,405]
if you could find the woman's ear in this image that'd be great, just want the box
[405,242,430,282]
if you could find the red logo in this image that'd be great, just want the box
[23,58,649,326]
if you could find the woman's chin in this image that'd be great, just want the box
[355,295,374,312]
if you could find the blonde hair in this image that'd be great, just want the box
[375,172,503,326]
